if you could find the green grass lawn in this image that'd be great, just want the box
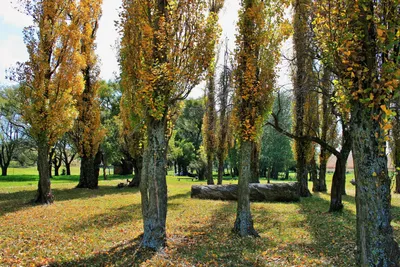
[0,169,399,266]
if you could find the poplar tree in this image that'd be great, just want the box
[14,0,83,204]
[293,0,313,197]
[216,43,232,185]
[72,0,105,189]
[315,0,400,264]
[232,0,288,236]
[119,0,222,250]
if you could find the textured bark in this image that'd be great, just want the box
[329,130,351,212]
[233,141,259,237]
[250,142,260,183]
[140,117,168,250]
[206,154,214,185]
[352,103,400,265]
[129,157,142,187]
[191,182,300,202]
[318,158,327,192]
[35,141,53,204]
[293,0,312,198]
[76,156,98,189]
[217,161,224,185]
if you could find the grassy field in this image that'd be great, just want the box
[0,168,399,266]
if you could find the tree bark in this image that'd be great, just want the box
[191,183,300,202]
[36,141,53,204]
[352,103,400,265]
[66,164,71,176]
[76,156,98,189]
[129,157,142,187]
[329,127,351,212]
[206,154,214,185]
[1,166,8,176]
[140,117,168,250]
[293,0,312,198]
[250,142,260,183]
[217,160,224,185]
[233,141,259,237]
[318,153,328,192]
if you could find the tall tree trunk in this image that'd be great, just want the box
[76,156,98,189]
[329,155,345,212]
[101,153,107,180]
[140,117,168,250]
[66,163,71,176]
[206,154,214,185]
[217,159,224,185]
[233,141,259,237]
[250,142,260,183]
[318,152,328,192]
[36,141,53,204]
[54,165,60,176]
[329,130,351,212]
[94,150,102,181]
[296,141,311,197]
[352,103,400,265]
[1,166,7,176]
[293,0,312,198]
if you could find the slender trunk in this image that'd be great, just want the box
[341,166,347,195]
[206,154,214,185]
[76,156,98,189]
[66,163,71,176]
[250,142,260,183]
[94,150,102,181]
[140,117,168,250]
[352,103,400,265]
[129,157,142,187]
[1,166,7,176]
[174,161,177,175]
[293,0,312,198]
[233,141,259,237]
[329,155,345,212]
[329,128,351,212]
[311,157,319,192]
[296,142,311,197]
[318,154,328,192]
[36,141,53,204]
[54,165,60,176]
[217,156,224,185]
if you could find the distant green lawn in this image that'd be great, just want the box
[0,168,398,266]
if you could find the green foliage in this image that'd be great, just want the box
[175,98,205,150]
[261,93,295,174]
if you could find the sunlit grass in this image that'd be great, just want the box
[0,170,399,266]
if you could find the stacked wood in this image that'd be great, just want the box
[191,182,300,202]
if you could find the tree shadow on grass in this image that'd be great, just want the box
[0,186,139,217]
[50,234,157,267]
[64,203,143,233]
[296,193,357,266]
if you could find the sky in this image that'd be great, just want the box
[0,0,291,98]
